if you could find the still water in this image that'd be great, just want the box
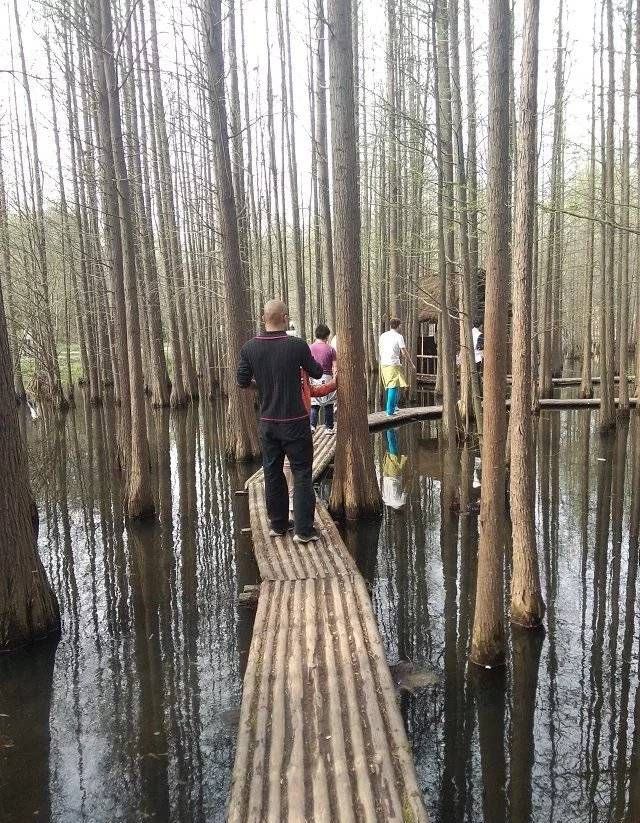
[1,398,639,823]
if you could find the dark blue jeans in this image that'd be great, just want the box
[259,419,315,536]
[310,404,334,430]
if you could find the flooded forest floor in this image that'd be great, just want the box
[1,395,639,823]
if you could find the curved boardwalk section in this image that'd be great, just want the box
[229,428,428,823]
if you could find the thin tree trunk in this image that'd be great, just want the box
[510,0,544,629]
[449,0,482,434]
[327,0,382,519]
[580,14,597,399]
[204,0,260,460]
[316,0,336,329]
[434,0,458,450]
[618,0,632,415]
[0,125,25,401]
[96,0,155,518]
[600,0,616,429]
[470,0,510,668]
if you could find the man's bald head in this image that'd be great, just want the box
[263,300,289,331]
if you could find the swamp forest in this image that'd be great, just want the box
[1,0,640,821]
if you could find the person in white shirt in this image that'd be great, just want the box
[286,322,297,336]
[379,318,414,416]
[472,323,484,365]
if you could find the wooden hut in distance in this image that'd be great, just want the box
[415,269,486,381]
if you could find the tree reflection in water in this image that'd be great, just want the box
[2,404,640,823]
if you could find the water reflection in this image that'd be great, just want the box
[359,413,640,823]
[2,402,640,823]
[2,395,259,823]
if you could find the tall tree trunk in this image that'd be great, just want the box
[13,0,65,409]
[463,0,479,321]
[510,0,544,629]
[386,0,401,323]
[96,0,155,518]
[600,0,616,429]
[434,0,458,450]
[0,277,60,649]
[204,0,259,460]
[327,0,382,519]
[580,14,597,399]
[470,0,510,668]
[618,0,632,415]
[316,0,336,330]
[538,0,563,399]
[636,0,640,399]
[449,0,483,435]
[0,125,25,401]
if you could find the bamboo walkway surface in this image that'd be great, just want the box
[229,427,428,823]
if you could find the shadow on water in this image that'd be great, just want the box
[2,397,640,823]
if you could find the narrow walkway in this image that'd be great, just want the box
[228,428,428,823]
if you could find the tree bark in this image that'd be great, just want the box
[0,277,60,649]
[316,0,336,330]
[580,14,597,399]
[204,0,260,461]
[96,0,155,518]
[327,0,382,518]
[470,0,510,668]
[509,0,545,629]
[0,125,25,401]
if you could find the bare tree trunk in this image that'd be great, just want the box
[0,125,25,401]
[618,0,632,416]
[0,276,60,649]
[316,0,336,329]
[470,0,510,668]
[129,4,171,407]
[449,0,482,435]
[96,0,155,518]
[538,0,563,399]
[580,15,597,399]
[13,0,66,409]
[327,0,382,518]
[204,0,260,460]
[434,0,458,450]
[636,0,640,398]
[387,0,401,323]
[463,0,479,320]
[600,0,616,430]
[510,0,544,629]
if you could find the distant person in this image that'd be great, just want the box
[237,300,323,543]
[286,321,297,337]
[379,317,414,416]
[472,323,484,366]
[309,324,337,433]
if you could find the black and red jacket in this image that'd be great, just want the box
[236,331,323,422]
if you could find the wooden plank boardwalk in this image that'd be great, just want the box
[229,427,428,823]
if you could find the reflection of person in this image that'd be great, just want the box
[382,429,407,510]
[309,324,337,433]
[236,300,323,543]
[379,318,414,416]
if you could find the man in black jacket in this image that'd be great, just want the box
[237,300,324,543]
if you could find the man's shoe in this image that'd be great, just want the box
[269,520,294,537]
[293,528,321,544]
[325,427,335,434]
